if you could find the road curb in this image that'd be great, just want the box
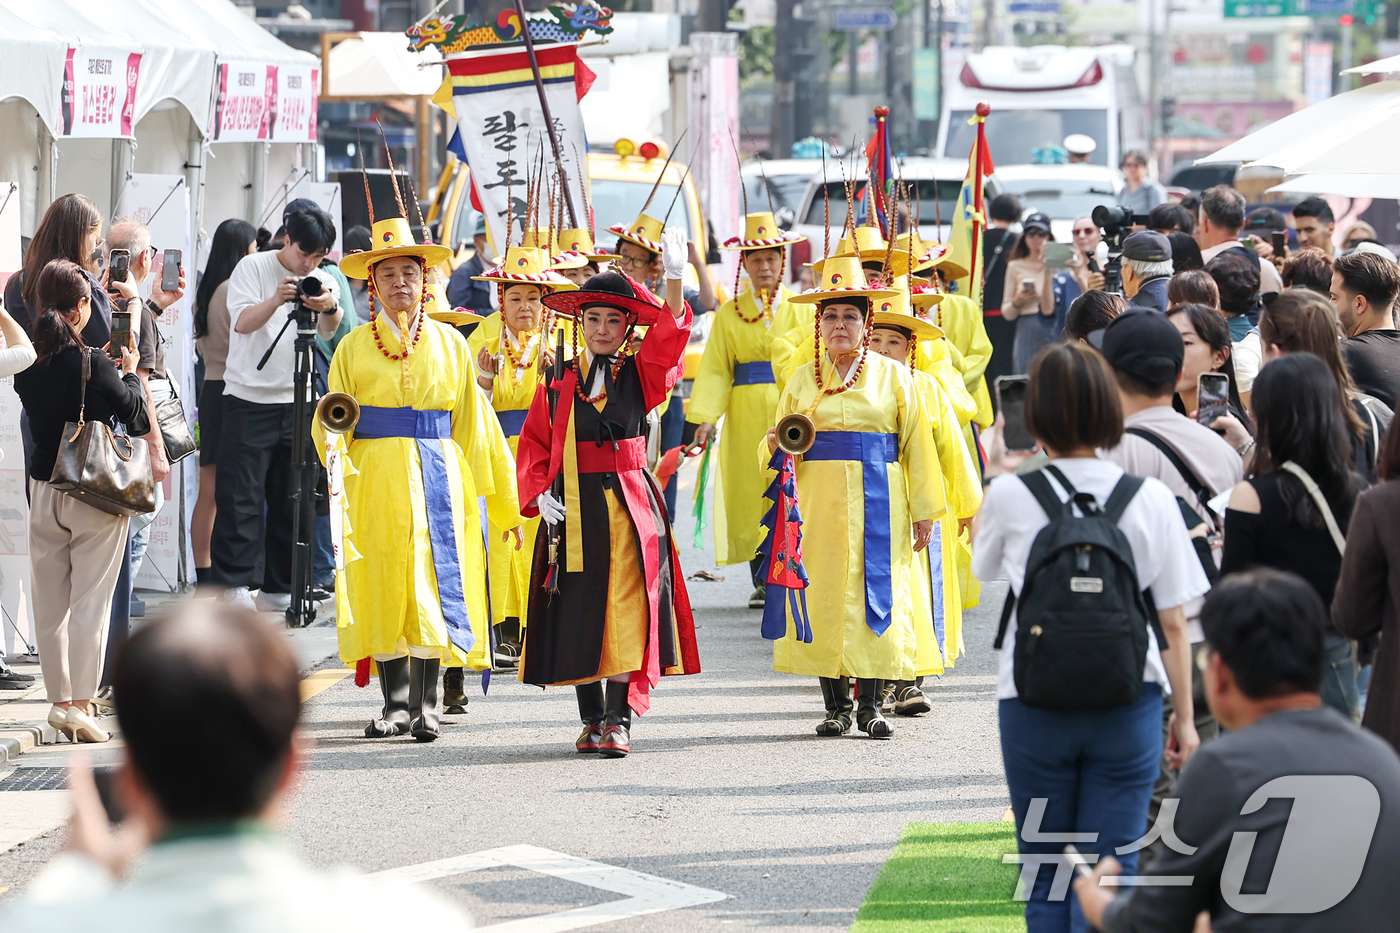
[0,723,43,766]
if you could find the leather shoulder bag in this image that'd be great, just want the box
[48,350,156,517]
[154,380,197,464]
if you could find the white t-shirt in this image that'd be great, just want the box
[971,457,1211,701]
[224,251,340,405]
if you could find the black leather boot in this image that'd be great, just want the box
[816,677,853,736]
[493,618,522,668]
[892,679,931,716]
[365,657,410,738]
[409,657,442,742]
[855,679,894,738]
[575,681,606,753]
[598,680,633,758]
[443,666,467,715]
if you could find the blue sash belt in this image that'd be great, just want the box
[354,405,474,654]
[496,408,528,438]
[804,430,899,636]
[733,361,775,386]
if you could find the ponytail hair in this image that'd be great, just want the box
[33,259,90,363]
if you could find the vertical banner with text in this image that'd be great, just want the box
[440,45,594,252]
[61,47,141,138]
[272,65,320,143]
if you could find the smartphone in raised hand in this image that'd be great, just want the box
[997,375,1035,452]
[1197,372,1230,428]
[109,311,132,361]
[162,248,182,292]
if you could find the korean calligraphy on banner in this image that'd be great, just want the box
[273,65,320,143]
[438,44,594,252]
[61,47,141,138]
[214,61,277,142]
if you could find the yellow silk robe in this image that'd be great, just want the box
[930,293,994,430]
[477,324,547,625]
[770,351,945,680]
[687,285,803,565]
[315,317,521,669]
[913,369,982,670]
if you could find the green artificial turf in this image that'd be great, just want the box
[851,822,1027,933]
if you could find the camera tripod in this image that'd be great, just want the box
[258,309,326,628]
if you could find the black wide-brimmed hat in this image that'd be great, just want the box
[541,271,667,326]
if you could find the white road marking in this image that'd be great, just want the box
[370,843,728,933]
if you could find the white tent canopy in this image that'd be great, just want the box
[1268,174,1400,199]
[1197,80,1400,166]
[326,32,442,99]
[1344,54,1400,76]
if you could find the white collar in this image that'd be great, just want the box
[377,308,419,339]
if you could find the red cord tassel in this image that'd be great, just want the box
[354,657,372,687]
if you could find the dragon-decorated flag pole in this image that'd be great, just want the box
[512,0,579,230]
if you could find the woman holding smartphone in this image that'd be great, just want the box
[1167,302,1251,436]
[1001,213,1055,375]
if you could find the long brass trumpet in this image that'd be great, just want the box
[316,392,360,434]
[775,412,815,455]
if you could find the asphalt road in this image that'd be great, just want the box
[0,462,1010,930]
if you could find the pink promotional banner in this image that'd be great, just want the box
[272,64,319,142]
[214,61,277,141]
[61,47,141,138]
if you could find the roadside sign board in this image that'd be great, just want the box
[834,6,896,30]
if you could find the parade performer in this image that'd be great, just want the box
[470,247,577,666]
[868,287,982,714]
[685,210,806,608]
[915,243,995,461]
[516,229,701,759]
[552,227,611,285]
[765,255,944,739]
[318,213,521,742]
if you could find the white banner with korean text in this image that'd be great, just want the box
[61,46,141,138]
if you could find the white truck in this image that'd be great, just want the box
[937,44,1148,171]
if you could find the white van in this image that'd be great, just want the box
[937,44,1148,170]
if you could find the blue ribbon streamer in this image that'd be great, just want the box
[929,521,945,652]
[804,431,899,636]
[732,361,775,386]
[495,408,528,437]
[354,406,475,655]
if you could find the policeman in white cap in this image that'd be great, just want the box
[1065,134,1097,164]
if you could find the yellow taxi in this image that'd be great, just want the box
[425,139,717,398]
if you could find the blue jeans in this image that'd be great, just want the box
[1000,684,1163,933]
[1321,633,1361,723]
[314,511,334,587]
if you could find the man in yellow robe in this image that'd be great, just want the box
[319,216,521,742]
[685,211,806,607]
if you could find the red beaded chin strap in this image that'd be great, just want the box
[909,333,918,372]
[497,283,545,370]
[812,301,869,397]
[733,250,788,324]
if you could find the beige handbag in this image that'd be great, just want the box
[1279,461,1346,556]
[48,350,156,517]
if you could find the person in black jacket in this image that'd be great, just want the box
[14,259,148,746]
[4,194,114,347]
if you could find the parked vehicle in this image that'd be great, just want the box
[740,158,823,230]
[789,156,1004,277]
[993,164,1122,241]
[938,44,1146,170]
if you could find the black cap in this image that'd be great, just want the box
[1121,230,1172,263]
[1023,212,1051,234]
[1088,309,1184,384]
[283,197,320,225]
[1245,206,1287,234]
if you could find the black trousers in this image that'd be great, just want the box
[210,396,308,593]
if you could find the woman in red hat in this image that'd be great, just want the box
[515,228,701,758]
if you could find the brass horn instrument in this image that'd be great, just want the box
[775,412,815,455]
[316,392,360,435]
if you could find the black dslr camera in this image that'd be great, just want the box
[292,276,325,332]
[1090,205,1147,297]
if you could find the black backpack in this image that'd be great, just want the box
[993,465,1167,710]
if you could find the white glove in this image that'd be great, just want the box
[537,491,566,524]
[661,227,688,280]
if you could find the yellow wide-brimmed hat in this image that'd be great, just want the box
[607,212,663,255]
[809,226,914,279]
[910,279,948,310]
[473,247,577,291]
[553,228,613,265]
[871,277,943,341]
[418,282,480,328]
[788,254,899,306]
[340,218,454,280]
[721,212,806,250]
[916,240,970,279]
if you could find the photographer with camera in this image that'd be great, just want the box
[211,208,342,612]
